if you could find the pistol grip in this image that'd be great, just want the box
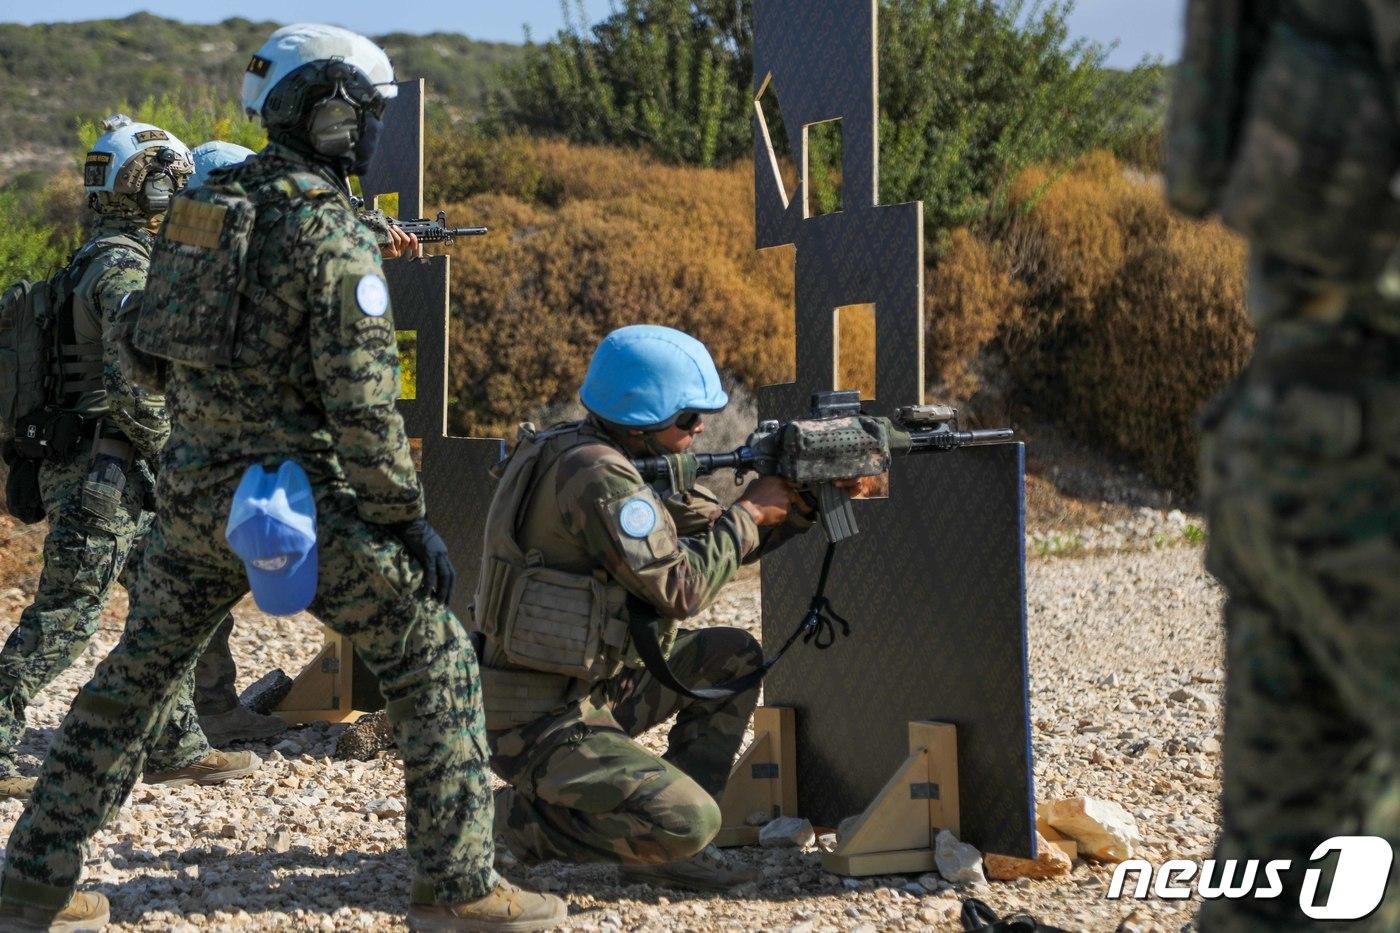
[815,483,858,543]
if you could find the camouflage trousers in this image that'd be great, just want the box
[192,614,238,715]
[0,454,212,778]
[0,476,497,912]
[491,626,762,866]
[1199,260,1400,931]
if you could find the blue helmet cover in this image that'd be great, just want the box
[580,325,729,429]
[190,141,256,190]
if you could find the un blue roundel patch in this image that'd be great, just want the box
[619,497,658,539]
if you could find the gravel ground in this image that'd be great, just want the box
[0,519,1223,932]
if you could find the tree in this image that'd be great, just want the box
[498,0,753,168]
[500,0,1163,236]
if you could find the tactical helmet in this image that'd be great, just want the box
[242,24,397,175]
[83,115,194,217]
[190,141,256,190]
[580,326,729,430]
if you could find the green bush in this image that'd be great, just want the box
[0,190,78,285]
[498,0,751,168]
[500,0,1163,236]
[75,93,266,163]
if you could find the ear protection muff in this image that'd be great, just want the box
[308,96,361,158]
[131,148,190,215]
[261,59,386,167]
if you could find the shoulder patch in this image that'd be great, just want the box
[355,274,390,317]
[619,496,658,539]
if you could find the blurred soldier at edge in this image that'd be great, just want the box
[479,325,831,891]
[1168,1,1400,928]
[0,119,261,806]
[0,24,563,932]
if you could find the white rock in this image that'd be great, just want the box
[759,816,815,849]
[1041,798,1143,863]
[934,829,987,885]
[362,798,404,818]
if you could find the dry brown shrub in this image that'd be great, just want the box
[925,228,1025,398]
[433,139,1247,495]
[439,139,824,437]
[1005,152,1250,494]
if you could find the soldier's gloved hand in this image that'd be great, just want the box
[391,518,455,604]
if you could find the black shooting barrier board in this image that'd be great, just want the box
[750,0,1034,858]
[365,78,506,627]
[759,443,1033,858]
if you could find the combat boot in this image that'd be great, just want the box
[198,704,286,745]
[0,890,109,931]
[620,845,761,892]
[0,775,36,800]
[406,878,566,931]
[144,750,261,787]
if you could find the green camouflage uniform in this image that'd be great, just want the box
[1169,0,1400,927]
[485,420,809,865]
[0,218,226,779]
[0,145,497,913]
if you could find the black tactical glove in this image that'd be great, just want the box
[391,518,455,605]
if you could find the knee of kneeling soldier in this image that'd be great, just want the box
[635,775,722,862]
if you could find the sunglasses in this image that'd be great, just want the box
[674,411,703,431]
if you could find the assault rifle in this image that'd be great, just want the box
[632,389,1014,543]
[624,389,1015,703]
[354,201,489,248]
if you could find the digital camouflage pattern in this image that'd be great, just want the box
[0,218,225,781]
[0,145,498,912]
[1169,1,1400,928]
[64,219,168,459]
[484,423,811,865]
[191,615,239,714]
[0,453,207,779]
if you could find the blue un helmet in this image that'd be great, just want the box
[580,325,729,430]
[190,141,256,190]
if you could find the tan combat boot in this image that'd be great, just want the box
[620,845,761,892]
[144,750,261,787]
[406,879,566,931]
[198,704,286,745]
[0,775,36,800]
[0,890,109,931]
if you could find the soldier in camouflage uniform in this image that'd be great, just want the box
[0,117,260,809]
[1168,0,1400,927]
[0,25,563,932]
[477,325,823,891]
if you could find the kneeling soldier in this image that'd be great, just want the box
[477,325,817,891]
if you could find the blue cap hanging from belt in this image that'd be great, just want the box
[225,460,319,616]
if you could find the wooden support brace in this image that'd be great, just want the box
[713,707,798,847]
[274,627,367,726]
[821,721,959,877]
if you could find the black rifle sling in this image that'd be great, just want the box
[624,541,851,702]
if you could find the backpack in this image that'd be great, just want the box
[0,233,146,459]
[0,277,60,448]
[135,171,328,371]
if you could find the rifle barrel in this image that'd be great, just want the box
[905,427,1015,452]
[632,448,753,480]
